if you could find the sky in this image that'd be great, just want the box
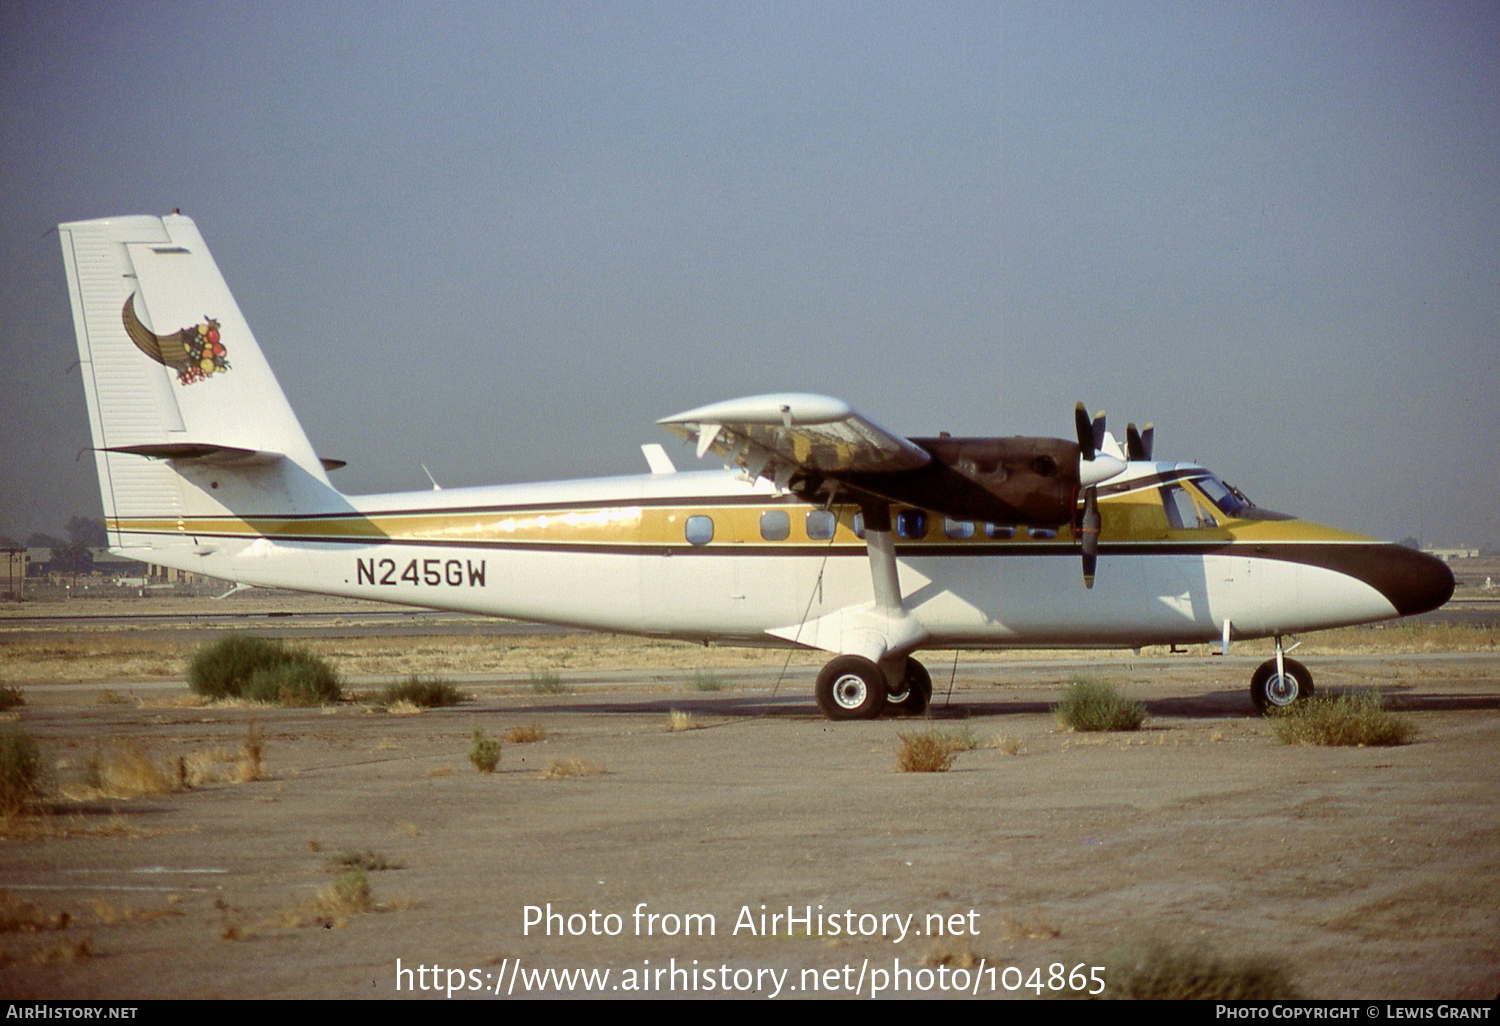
[1,1,1496,548]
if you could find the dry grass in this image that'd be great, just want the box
[92,899,184,925]
[182,748,236,786]
[2,937,94,966]
[377,676,465,709]
[538,758,605,779]
[0,686,24,711]
[5,616,1491,689]
[386,699,423,716]
[664,709,698,732]
[0,812,188,841]
[424,766,455,778]
[1269,694,1417,747]
[990,735,1025,756]
[328,850,402,872]
[921,946,983,969]
[0,892,70,932]
[503,724,547,744]
[95,689,133,705]
[895,730,966,773]
[239,724,264,781]
[1089,942,1299,1000]
[74,744,186,799]
[284,869,372,929]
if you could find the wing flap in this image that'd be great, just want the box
[103,443,285,467]
[658,393,930,484]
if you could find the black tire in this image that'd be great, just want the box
[815,656,888,721]
[1250,657,1314,714]
[886,657,932,717]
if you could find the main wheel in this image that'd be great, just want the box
[886,657,932,717]
[815,656,888,721]
[1250,657,1314,714]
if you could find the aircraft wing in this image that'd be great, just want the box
[657,393,930,490]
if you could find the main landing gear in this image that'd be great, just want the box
[814,655,932,721]
[1249,636,1314,714]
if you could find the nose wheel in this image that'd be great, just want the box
[1250,657,1313,713]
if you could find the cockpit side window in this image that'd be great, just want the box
[1160,484,1216,529]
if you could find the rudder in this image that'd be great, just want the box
[59,214,343,550]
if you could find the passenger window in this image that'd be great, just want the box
[896,510,927,539]
[759,510,790,541]
[684,515,714,545]
[943,518,974,539]
[984,524,1015,540]
[805,510,836,541]
[1028,527,1057,540]
[851,512,865,539]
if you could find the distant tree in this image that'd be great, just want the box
[25,532,65,551]
[51,542,93,575]
[65,516,107,548]
[1396,536,1422,550]
[0,535,19,550]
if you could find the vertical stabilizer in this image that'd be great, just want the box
[59,214,343,547]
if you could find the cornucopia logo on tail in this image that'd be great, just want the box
[122,294,229,384]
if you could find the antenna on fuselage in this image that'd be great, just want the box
[421,464,442,491]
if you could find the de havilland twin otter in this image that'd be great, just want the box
[58,214,1454,720]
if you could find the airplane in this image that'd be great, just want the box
[56,213,1455,720]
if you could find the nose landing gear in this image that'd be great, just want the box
[1250,636,1314,714]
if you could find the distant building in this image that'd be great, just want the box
[1423,547,1480,562]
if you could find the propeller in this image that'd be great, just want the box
[1125,422,1155,462]
[1080,485,1101,589]
[1074,403,1107,460]
[1073,403,1121,589]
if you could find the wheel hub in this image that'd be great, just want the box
[1266,673,1299,706]
[832,673,868,710]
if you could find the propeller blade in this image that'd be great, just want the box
[1091,410,1107,454]
[1074,402,1095,461]
[1080,485,1101,589]
[1125,421,1156,461]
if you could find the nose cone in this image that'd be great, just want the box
[1367,545,1456,617]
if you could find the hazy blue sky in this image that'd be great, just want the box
[2,1,1496,546]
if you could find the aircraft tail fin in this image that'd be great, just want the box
[59,214,344,549]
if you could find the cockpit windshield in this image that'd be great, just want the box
[1193,475,1251,517]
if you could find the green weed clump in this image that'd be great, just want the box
[0,733,43,816]
[467,728,500,773]
[378,676,465,709]
[528,671,566,695]
[690,671,722,693]
[189,635,342,705]
[1053,676,1146,732]
[1269,694,1415,747]
[1095,943,1299,1000]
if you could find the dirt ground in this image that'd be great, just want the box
[0,605,1496,999]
